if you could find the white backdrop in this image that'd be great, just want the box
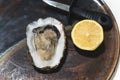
[104,0,120,80]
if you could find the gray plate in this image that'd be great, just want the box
[0,0,119,80]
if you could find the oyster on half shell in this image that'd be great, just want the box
[26,17,66,70]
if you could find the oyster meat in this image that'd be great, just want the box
[26,17,66,70]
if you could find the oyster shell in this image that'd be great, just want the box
[26,17,66,70]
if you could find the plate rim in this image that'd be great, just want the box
[100,0,120,80]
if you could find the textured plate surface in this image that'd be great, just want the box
[0,0,119,80]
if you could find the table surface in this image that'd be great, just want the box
[104,0,120,80]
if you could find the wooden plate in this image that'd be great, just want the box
[0,0,119,80]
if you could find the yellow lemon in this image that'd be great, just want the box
[71,19,104,51]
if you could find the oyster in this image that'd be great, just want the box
[26,17,66,70]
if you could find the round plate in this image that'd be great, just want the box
[0,0,119,80]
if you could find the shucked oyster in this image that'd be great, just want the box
[26,17,66,70]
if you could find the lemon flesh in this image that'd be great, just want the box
[71,20,104,51]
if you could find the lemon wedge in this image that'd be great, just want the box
[71,19,104,51]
